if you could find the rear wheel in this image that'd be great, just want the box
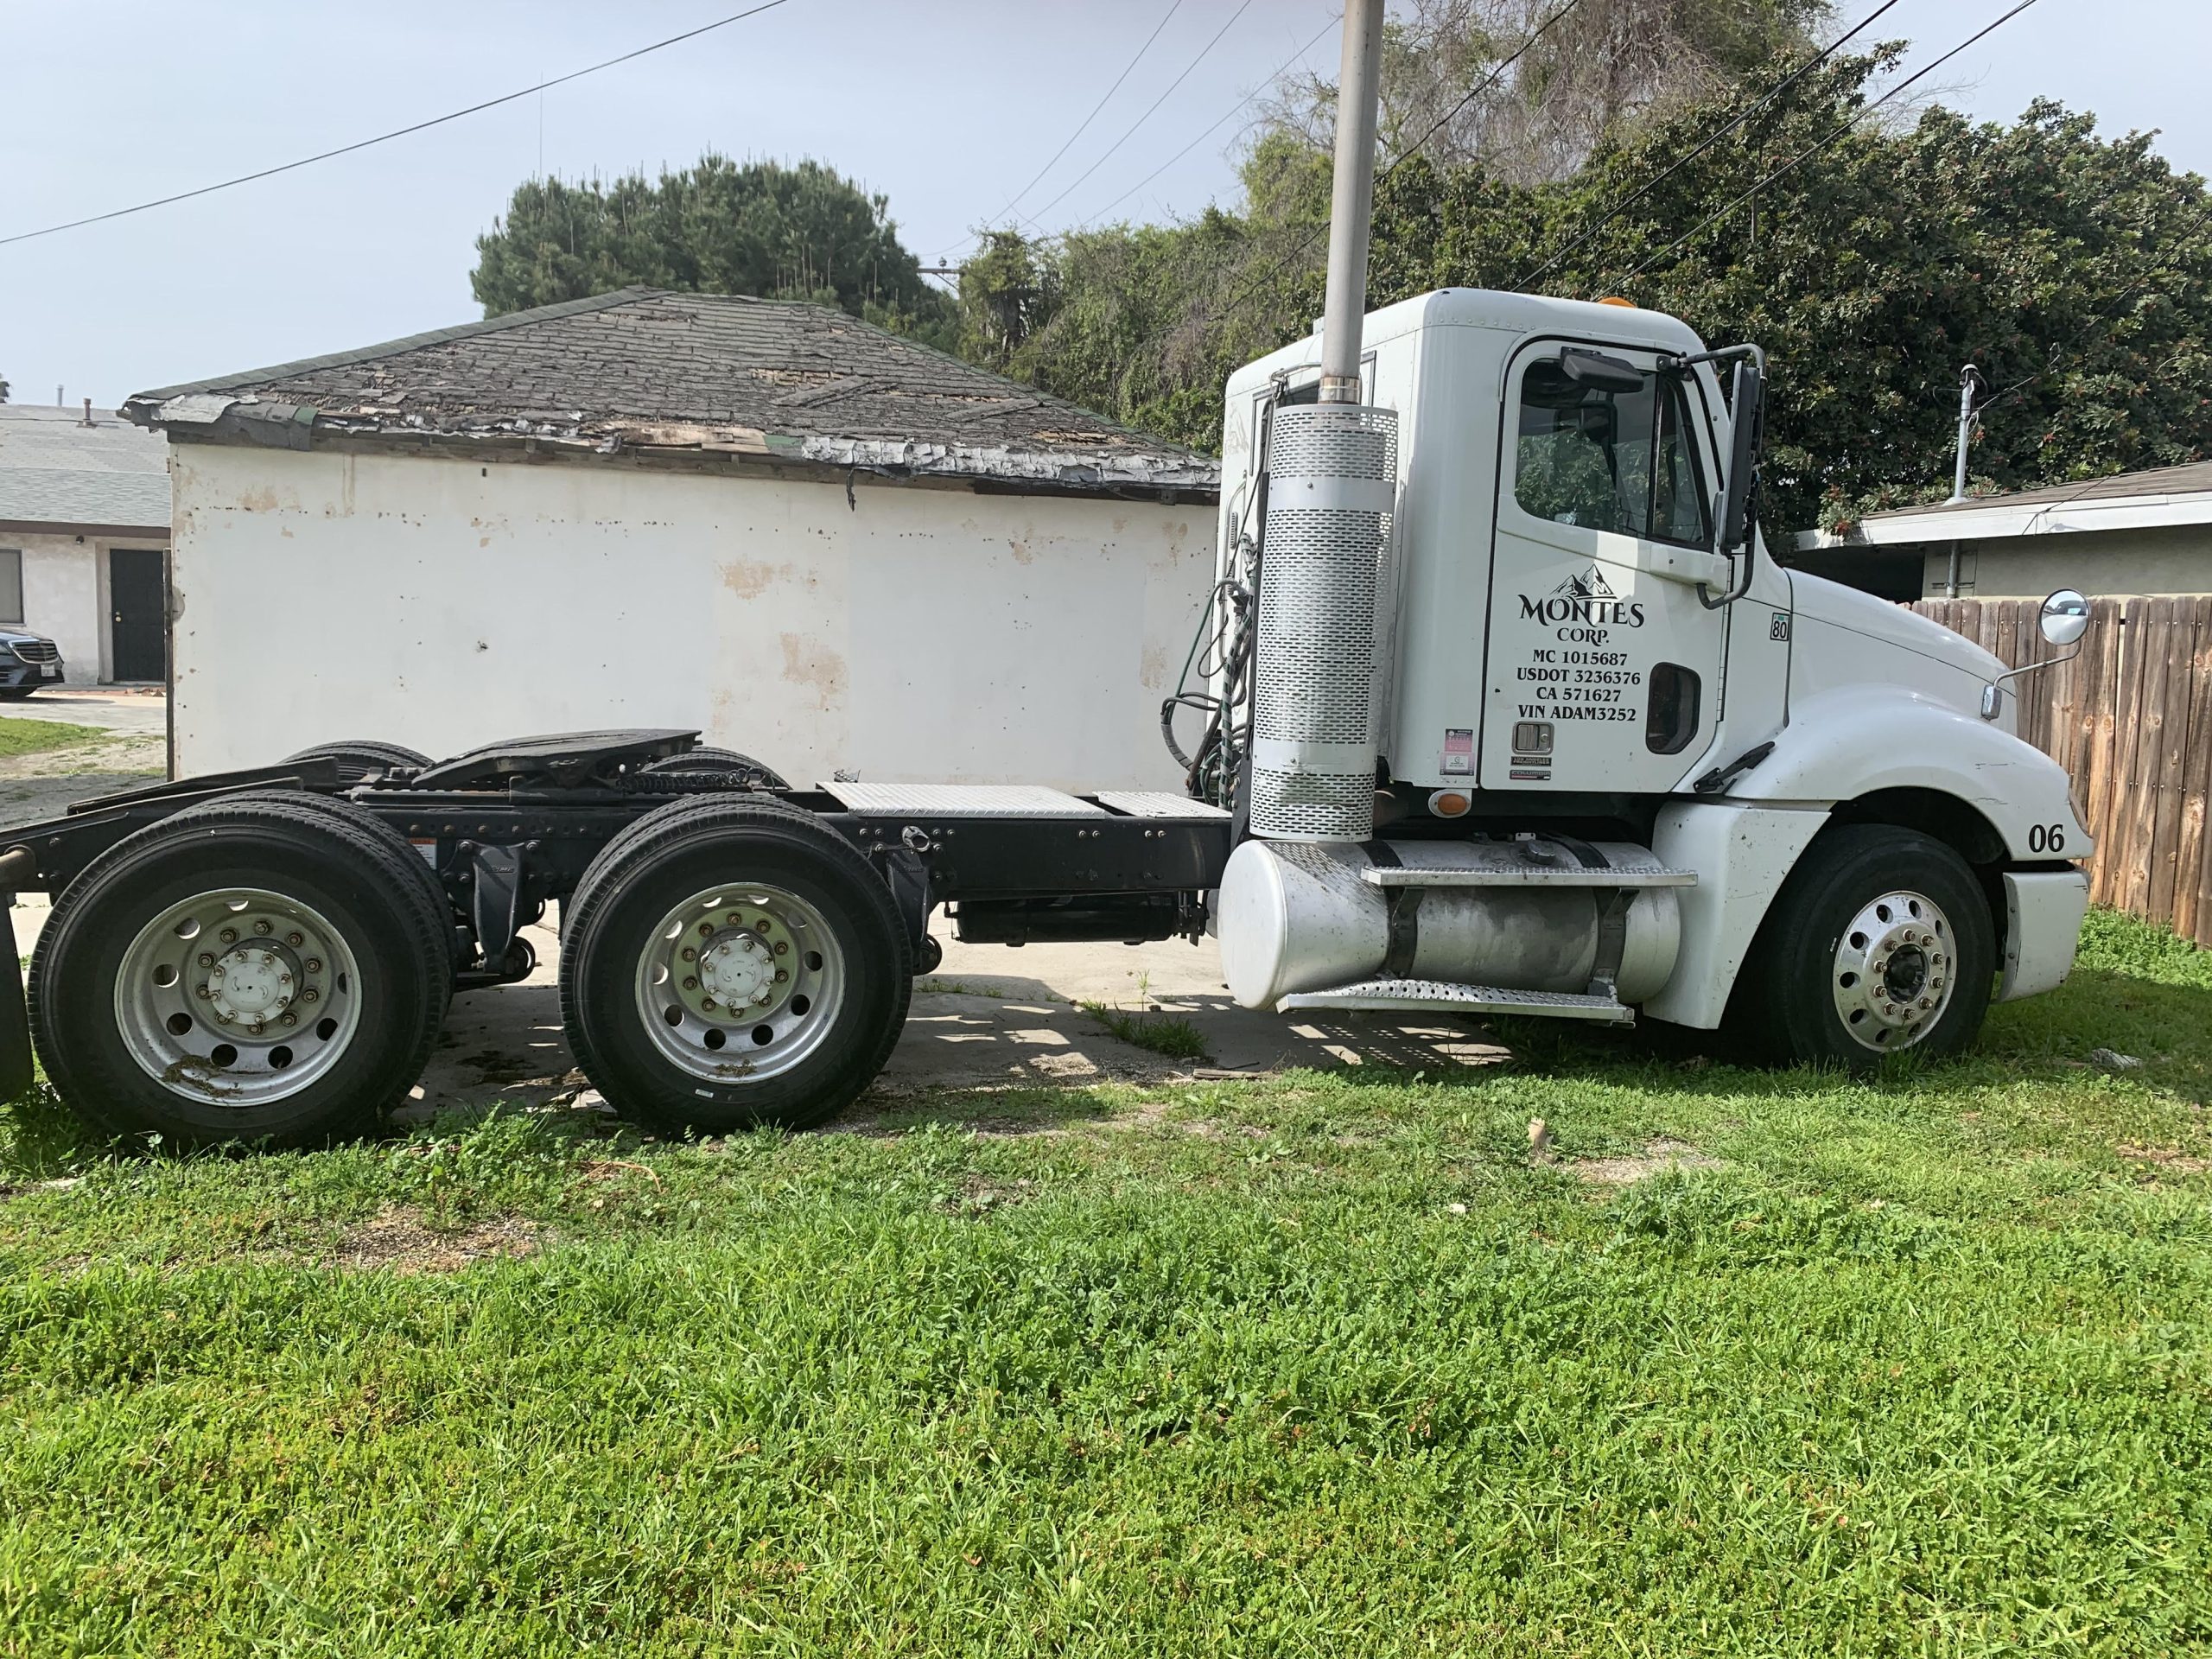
[29,798,450,1147]
[559,798,908,1134]
[282,739,431,784]
[1737,824,1994,1071]
[640,747,789,789]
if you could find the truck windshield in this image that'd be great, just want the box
[1515,358,1709,549]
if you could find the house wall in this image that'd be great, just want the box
[1918,522,2212,598]
[168,443,1213,791]
[9,531,108,683]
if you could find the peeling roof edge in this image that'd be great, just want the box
[148,404,1222,497]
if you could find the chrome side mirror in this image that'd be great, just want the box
[2039,588,2090,647]
[1982,589,2094,719]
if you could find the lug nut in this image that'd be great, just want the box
[304,958,321,973]
[680,947,696,962]
[287,931,303,947]
[683,976,699,990]
[702,997,717,1011]
[195,986,211,1000]
[261,952,275,965]
[302,988,320,1003]
[249,1022,266,1036]
[254,919,272,935]
[215,1012,232,1025]
[754,919,772,935]
[727,912,743,925]
[278,972,291,984]
[774,969,788,983]
[698,923,714,938]
[280,1012,296,1027]
[197,951,214,968]
[740,937,755,952]
[219,928,237,944]
[773,941,788,956]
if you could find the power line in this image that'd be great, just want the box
[1019,0,1259,232]
[1377,0,1586,177]
[1514,0,1904,293]
[1073,17,1339,232]
[1609,0,2041,288]
[0,0,799,251]
[1197,0,1587,336]
[982,0,1186,232]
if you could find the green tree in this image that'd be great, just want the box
[982,50,2212,531]
[471,154,956,346]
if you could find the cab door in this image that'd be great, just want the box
[1481,340,1731,792]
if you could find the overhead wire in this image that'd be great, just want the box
[1073,17,1339,232]
[1195,0,1587,337]
[981,0,1187,233]
[1018,0,1260,232]
[1513,0,1905,293]
[0,0,799,250]
[1606,0,2042,288]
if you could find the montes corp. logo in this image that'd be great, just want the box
[1518,565,1645,627]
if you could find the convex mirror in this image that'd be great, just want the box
[2039,589,2091,648]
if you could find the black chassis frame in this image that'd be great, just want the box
[0,729,1231,1030]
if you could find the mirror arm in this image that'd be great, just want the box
[1697,550,1758,611]
[1980,645,2082,720]
[1659,342,1766,375]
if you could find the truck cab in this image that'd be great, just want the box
[1206,289,2090,1052]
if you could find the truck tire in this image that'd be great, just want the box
[1737,824,1995,1071]
[29,798,451,1147]
[282,740,431,783]
[640,747,789,789]
[559,796,910,1134]
[213,790,462,982]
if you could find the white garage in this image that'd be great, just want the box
[124,288,1219,791]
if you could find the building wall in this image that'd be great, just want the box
[1918,522,2212,598]
[168,443,1213,790]
[10,531,107,683]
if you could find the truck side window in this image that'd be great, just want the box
[1515,359,1711,549]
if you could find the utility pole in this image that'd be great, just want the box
[1318,0,1386,405]
[1948,364,1984,503]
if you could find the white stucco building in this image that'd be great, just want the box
[0,401,171,684]
[124,289,1219,788]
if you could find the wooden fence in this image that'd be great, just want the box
[1911,596,2212,945]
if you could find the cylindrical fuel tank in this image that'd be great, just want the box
[1217,836,1681,1009]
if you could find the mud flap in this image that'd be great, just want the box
[0,893,32,1101]
[868,843,934,963]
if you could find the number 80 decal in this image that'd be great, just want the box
[2027,823,2067,854]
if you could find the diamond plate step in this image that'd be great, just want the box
[1277,979,1634,1023]
[1359,866,1696,888]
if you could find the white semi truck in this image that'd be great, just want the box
[0,4,2093,1147]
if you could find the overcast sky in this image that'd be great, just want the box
[3,0,2205,411]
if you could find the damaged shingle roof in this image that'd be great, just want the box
[123,288,1217,497]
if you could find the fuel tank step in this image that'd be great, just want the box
[1275,978,1634,1023]
[1358,866,1697,888]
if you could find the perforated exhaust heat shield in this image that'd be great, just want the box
[1249,404,1398,842]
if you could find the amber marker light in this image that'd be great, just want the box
[1427,791,1472,817]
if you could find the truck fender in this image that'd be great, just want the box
[1643,802,1827,1029]
[1718,686,2089,862]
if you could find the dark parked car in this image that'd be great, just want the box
[0,630,65,698]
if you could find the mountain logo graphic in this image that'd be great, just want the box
[1552,566,1620,602]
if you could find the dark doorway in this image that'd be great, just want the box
[110,548,167,683]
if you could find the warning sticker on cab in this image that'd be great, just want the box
[1440,728,1474,774]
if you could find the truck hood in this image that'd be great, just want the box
[1789,571,2002,714]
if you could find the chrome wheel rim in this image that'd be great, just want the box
[1831,888,1954,1052]
[114,887,365,1104]
[632,882,843,1083]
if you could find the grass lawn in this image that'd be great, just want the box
[1,909,2207,1655]
[0,715,101,760]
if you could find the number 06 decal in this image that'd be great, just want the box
[2027,823,2066,854]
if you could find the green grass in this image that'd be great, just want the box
[1080,997,1211,1061]
[0,715,100,759]
[1,909,2209,1654]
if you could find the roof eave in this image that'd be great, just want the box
[1798,489,2212,551]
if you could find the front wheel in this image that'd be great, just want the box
[1736,824,1995,1071]
[559,798,910,1134]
